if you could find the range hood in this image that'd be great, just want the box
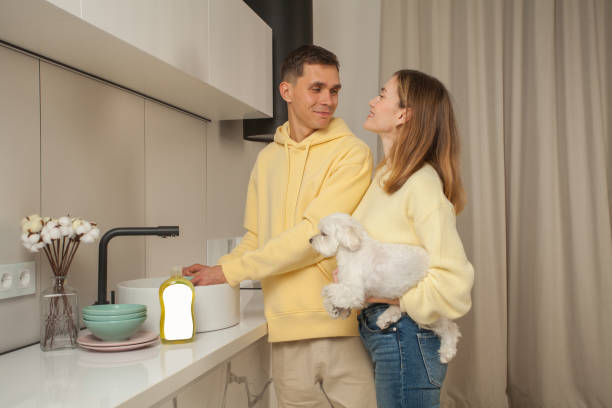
[242,0,313,142]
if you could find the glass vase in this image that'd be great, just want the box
[40,276,79,351]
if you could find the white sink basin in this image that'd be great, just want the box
[116,277,240,334]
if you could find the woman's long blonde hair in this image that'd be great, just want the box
[379,70,466,214]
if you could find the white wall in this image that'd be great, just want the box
[313,0,382,163]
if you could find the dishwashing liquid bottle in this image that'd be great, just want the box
[159,267,195,344]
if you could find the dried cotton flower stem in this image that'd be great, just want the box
[63,241,80,277]
[21,214,100,350]
[42,246,58,273]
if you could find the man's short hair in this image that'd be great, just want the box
[280,45,340,83]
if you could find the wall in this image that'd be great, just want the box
[313,0,382,163]
[0,44,262,353]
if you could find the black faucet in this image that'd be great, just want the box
[95,226,179,305]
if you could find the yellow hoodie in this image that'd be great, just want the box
[219,118,373,342]
[352,164,474,325]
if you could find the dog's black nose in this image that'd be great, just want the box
[309,238,313,244]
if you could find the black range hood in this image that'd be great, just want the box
[242,0,313,142]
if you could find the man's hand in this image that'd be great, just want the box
[182,264,227,286]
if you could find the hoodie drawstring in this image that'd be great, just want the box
[296,142,311,197]
[284,142,312,225]
[283,141,290,229]
[274,118,351,229]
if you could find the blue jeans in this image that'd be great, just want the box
[358,304,447,408]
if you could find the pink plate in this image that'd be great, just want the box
[77,329,158,347]
[79,338,159,352]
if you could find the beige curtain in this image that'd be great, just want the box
[380,1,612,407]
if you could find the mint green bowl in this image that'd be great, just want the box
[83,311,146,321]
[84,316,146,341]
[82,304,146,316]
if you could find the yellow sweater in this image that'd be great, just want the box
[352,164,474,325]
[219,118,373,342]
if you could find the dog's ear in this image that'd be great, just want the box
[337,225,361,251]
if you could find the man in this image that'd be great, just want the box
[183,45,376,407]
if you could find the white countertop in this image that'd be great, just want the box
[0,290,267,408]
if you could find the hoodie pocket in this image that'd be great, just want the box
[264,265,332,315]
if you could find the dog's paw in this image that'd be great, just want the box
[321,284,334,300]
[376,305,402,329]
[322,283,363,309]
[323,299,338,318]
[322,285,337,317]
[329,306,350,319]
[322,295,343,319]
[338,308,351,319]
[375,314,398,329]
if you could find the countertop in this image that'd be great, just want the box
[0,290,266,408]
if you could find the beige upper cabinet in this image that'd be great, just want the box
[0,0,272,120]
[208,0,273,120]
[79,0,210,86]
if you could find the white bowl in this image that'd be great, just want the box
[116,277,240,334]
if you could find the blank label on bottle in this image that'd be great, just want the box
[162,284,193,340]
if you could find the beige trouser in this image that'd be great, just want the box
[271,336,377,408]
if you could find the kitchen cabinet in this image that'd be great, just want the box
[153,399,175,408]
[223,335,276,407]
[77,0,211,88]
[79,0,272,119]
[174,362,226,407]
[176,336,275,408]
[0,0,272,120]
[208,0,273,120]
[0,43,41,353]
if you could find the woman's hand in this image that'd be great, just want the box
[365,297,400,305]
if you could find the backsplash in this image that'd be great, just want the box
[206,237,261,289]
[0,44,263,354]
[206,237,243,266]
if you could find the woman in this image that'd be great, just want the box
[352,70,474,407]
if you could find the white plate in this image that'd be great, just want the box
[78,343,160,367]
[77,329,158,347]
[79,338,158,352]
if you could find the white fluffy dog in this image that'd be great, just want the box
[310,213,461,363]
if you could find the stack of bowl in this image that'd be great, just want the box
[82,304,147,341]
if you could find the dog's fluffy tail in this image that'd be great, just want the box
[430,318,461,363]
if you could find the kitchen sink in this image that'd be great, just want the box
[116,277,240,334]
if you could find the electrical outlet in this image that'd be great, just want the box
[0,272,13,291]
[0,261,36,300]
